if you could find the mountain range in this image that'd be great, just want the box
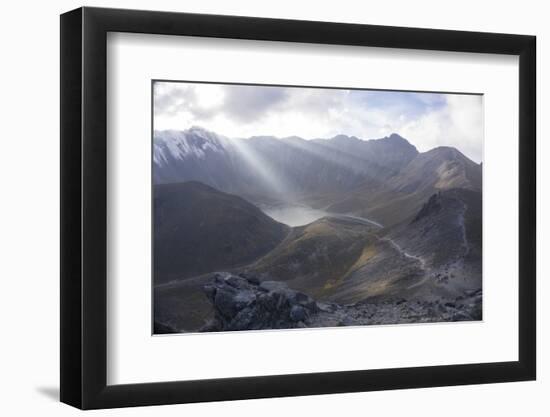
[154,127,481,226]
[153,127,482,332]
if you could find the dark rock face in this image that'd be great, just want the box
[200,273,482,332]
[413,192,442,223]
[201,273,319,331]
[153,321,179,334]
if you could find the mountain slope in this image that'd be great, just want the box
[153,128,241,192]
[154,181,290,284]
[328,188,482,303]
[245,216,378,299]
[242,188,481,305]
[326,146,482,226]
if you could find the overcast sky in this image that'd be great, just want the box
[154,81,483,163]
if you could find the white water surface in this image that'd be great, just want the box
[261,204,330,227]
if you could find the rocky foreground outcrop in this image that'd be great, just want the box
[201,273,318,331]
[200,273,482,332]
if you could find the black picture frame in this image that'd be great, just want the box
[60,6,536,410]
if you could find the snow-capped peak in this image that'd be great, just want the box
[153,127,225,165]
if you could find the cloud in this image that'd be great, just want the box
[399,95,483,162]
[153,81,483,162]
[223,85,289,122]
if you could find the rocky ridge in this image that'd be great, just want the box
[197,272,482,333]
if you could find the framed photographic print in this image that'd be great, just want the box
[60,7,536,409]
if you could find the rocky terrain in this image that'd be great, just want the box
[159,273,481,333]
[152,127,483,333]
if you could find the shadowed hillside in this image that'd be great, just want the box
[154,181,290,284]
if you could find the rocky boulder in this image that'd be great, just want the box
[201,273,319,331]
